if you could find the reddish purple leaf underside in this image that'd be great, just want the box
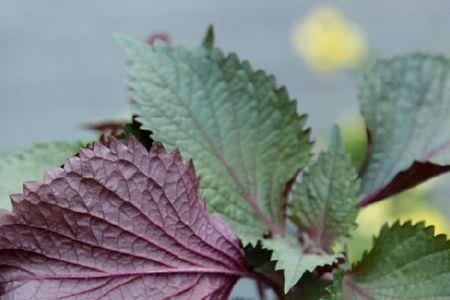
[359,160,450,206]
[0,137,247,299]
[145,33,170,46]
[359,130,450,206]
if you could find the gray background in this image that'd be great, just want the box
[3,1,450,150]
[2,1,450,298]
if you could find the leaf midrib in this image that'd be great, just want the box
[135,46,282,235]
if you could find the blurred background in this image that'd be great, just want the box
[2,1,450,298]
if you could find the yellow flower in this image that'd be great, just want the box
[291,5,368,73]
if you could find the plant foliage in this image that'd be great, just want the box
[116,31,312,244]
[359,54,450,205]
[326,221,450,299]
[263,235,340,293]
[0,137,248,299]
[0,27,449,299]
[289,126,360,251]
[0,141,86,209]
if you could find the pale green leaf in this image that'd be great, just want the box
[289,126,360,250]
[327,221,450,299]
[359,54,450,205]
[0,141,85,209]
[263,235,340,293]
[117,34,312,244]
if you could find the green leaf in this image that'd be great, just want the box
[202,24,215,49]
[117,34,312,244]
[0,141,85,209]
[328,221,450,299]
[359,54,450,205]
[289,126,360,250]
[263,235,340,293]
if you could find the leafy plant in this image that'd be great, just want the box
[0,26,449,299]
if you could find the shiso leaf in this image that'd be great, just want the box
[0,137,248,299]
[326,221,450,299]
[289,126,360,250]
[117,33,312,245]
[359,54,450,205]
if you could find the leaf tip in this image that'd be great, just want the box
[127,135,147,153]
[112,32,129,45]
[329,125,343,151]
[113,33,144,54]
[9,193,23,209]
[150,142,166,156]
[170,147,183,161]
[202,24,215,49]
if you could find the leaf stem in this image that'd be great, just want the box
[255,281,266,300]
[248,271,284,300]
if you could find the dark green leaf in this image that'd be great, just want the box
[202,24,215,49]
[327,221,450,299]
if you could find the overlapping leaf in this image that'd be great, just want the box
[0,137,248,299]
[0,141,85,209]
[117,34,312,244]
[289,126,360,250]
[326,221,450,299]
[359,54,450,205]
[263,235,339,293]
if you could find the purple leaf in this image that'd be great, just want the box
[145,33,170,46]
[0,137,248,299]
[358,160,450,206]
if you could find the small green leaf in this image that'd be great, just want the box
[328,221,450,299]
[122,116,154,149]
[359,54,450,205]
[202,24,215,49]
[263,235,340,293]
[0,141,85,209]
[117,34,312,244]
[289,126,360,250]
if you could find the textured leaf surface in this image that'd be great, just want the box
[289,127,360,250]
[328,221,450,299]
[0,141,85,210]
[118,35,312,244]
[263,235,339,293]
[0,137,248,299]
[359,54,450,205]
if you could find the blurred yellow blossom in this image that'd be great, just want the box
[399,209,450,236]
[291,5,368,73]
